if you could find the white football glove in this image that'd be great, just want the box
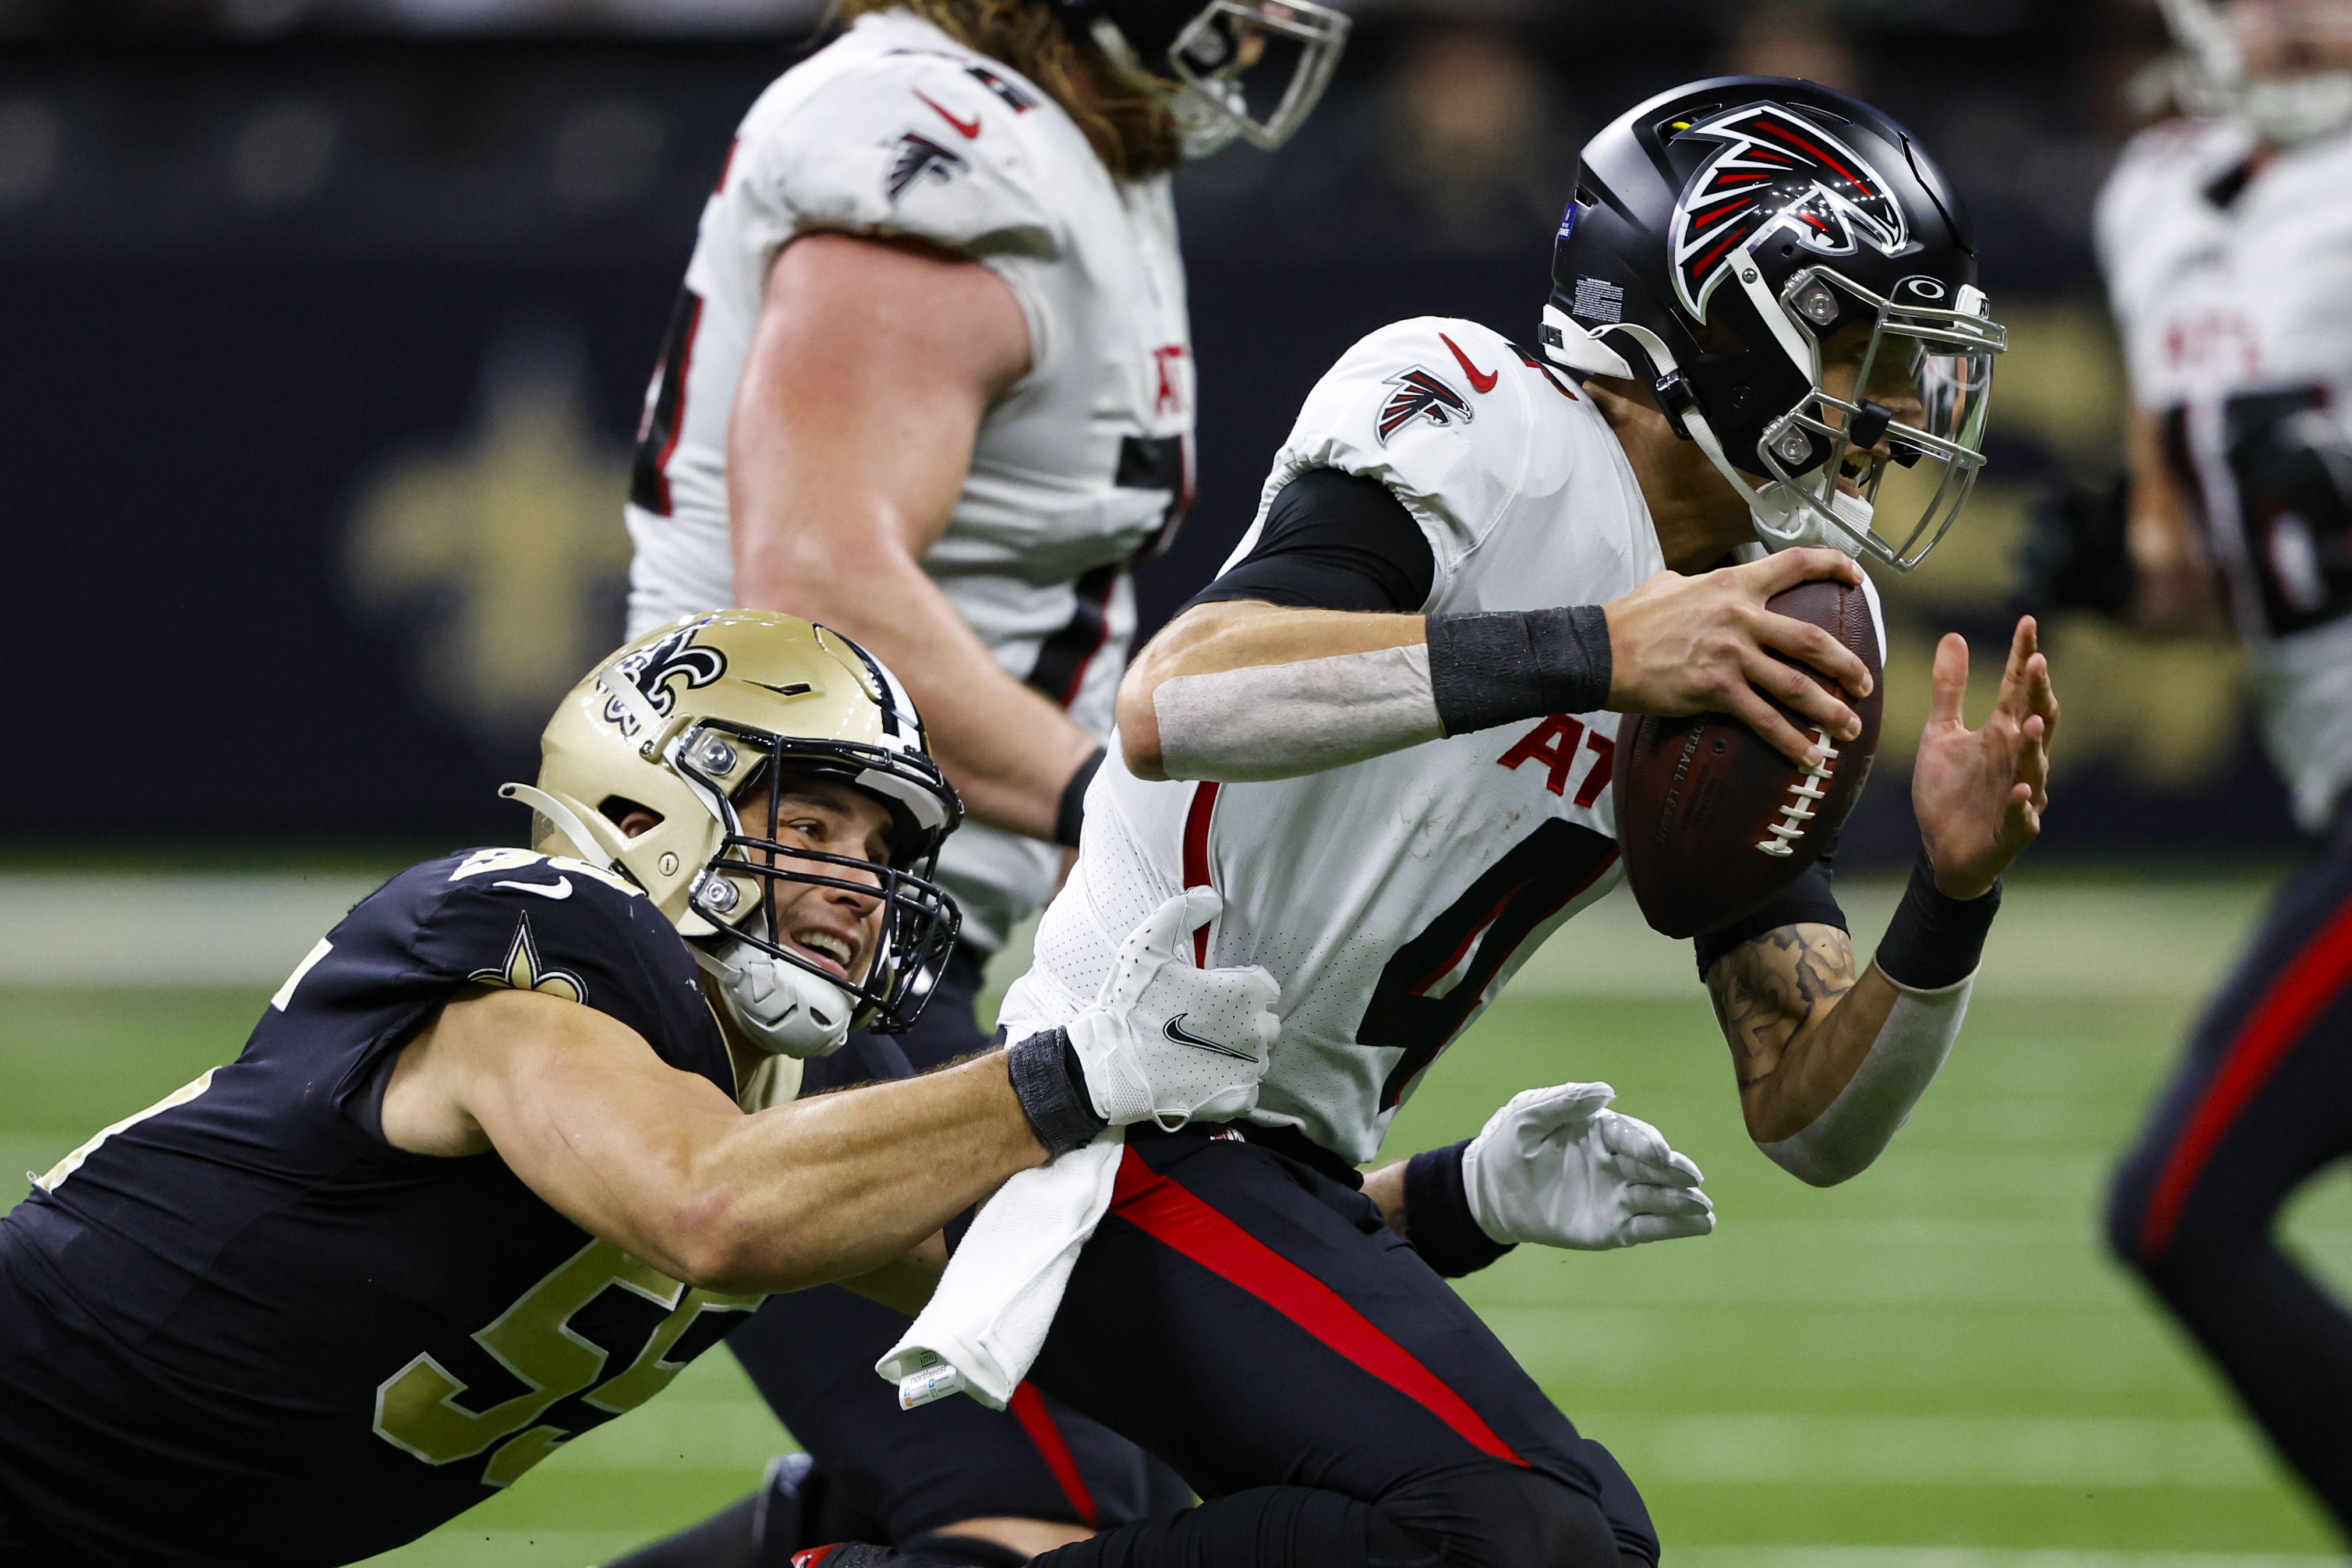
[1462,1081,1715,1250]
[1066,890,1280,1130]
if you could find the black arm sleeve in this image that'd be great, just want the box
[1179,467,1437,617]
[1691,850,1848,979]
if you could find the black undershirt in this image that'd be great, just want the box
[1182,466,1437,617]
[1181,463,1844,967]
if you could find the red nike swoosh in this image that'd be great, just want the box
[1440,333,1498,394]
[915,91,981,140]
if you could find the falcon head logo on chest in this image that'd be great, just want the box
[1375,368,1474,445]
[886,131,967,201]
[1667,102,1909,320]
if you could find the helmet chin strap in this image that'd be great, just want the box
[692,941,856,1060]
[1565,314,1872,560]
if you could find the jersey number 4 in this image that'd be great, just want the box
[1358,819,1618,1110]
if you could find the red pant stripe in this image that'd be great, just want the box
[2139,887,2352,1258]
[1182,782,1221,966]
[1109,1146,1527,1467]
[1007,1382,1101,1529]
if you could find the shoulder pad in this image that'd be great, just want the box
[743,43,1064,259]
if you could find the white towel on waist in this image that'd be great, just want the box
[875,1131,1122,1411]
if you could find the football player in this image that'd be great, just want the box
[850,77,2056,1568]
[0,613,1292,1567]
[615,0,1358,1559]
[2068,0,2352,1537]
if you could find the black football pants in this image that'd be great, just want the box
[1024,1127,1658,1568]
[691,945,1185,1551]
[2107,812,2352,1537]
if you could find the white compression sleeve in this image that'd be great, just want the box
[1757,973,1972,1187]
[1153,644,1444,782]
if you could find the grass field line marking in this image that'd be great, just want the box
[1576,1413,2280,1488]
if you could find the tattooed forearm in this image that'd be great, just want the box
[1706,923,1856,1088]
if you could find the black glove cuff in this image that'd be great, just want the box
[1007,1028,1106,1156]
[1425,605,1612,736]
[1875,847,2001,992]
[1403,1141,1516,1278]
[1055,748,1106,850]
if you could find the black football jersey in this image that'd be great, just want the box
[0,849,760,1567]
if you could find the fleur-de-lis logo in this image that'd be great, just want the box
[468,912,586,1004]
[600,622,727,737]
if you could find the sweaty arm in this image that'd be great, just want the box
[1118,469,1874,782]
[728,232,1102,843]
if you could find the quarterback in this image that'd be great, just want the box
[872,77,2056,1568]
[616,0,1356,1557]
[0,613,1295,1567]
[2070,0,2352,1536]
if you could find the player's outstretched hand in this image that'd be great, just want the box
[1603,547,1875,771]
[1066,889,1281,1131]
[1912,616,2059,900]
[1463,1081,1716,1251]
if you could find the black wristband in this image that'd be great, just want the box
[1055,748,1106,850]
[1006,1028,1107,1155]
[1874,847,2001,991]
[1402,1141,1516,1278]
[1424,604,1612,736]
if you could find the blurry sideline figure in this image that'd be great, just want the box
[612,0,1354,1560]
[0,612,1290,1565]
[844,76,2052,1567]
[2043,0,2352,1538]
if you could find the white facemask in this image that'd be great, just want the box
[1748,480,1875,558]
[694,940,855,1059]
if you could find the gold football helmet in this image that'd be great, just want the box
[512,611,962,1052]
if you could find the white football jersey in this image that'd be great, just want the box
[1000,316,1665,1163]
[624,10,1195,950]
[2098,118,2352,832]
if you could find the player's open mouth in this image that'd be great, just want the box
[790,928,858,979]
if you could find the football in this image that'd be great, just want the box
[1611,576,1885,940]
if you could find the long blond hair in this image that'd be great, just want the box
[836,0,1183,179]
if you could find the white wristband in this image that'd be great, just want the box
[1154,645,1444,782]
[1757,972,1973,1187]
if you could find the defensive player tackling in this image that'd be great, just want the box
[847,76,2060,1568]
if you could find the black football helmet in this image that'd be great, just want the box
[1057,0,1350,155]
[1541,76,2008,571]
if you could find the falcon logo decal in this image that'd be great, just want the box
[1666,102,1909,320]
[601,622,726,737]
[885,131,967,201]
[1375,369,1474,444]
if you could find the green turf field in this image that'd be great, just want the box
[3,870,2344,1566]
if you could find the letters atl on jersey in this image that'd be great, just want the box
[624,10,1196,951]
[2099,119,2352,830]
[0,852,767,1567]
[1001,317,1665,1166]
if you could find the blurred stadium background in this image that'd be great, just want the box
[2,0,2344,1559]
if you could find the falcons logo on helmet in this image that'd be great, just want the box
[885,131,967,201]
[1375,368,1474,444]
[1666,102,1909,320]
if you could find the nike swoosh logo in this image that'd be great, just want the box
[915,91,981,140]
[1162,1013,1255,1061]
[493,877,574,900]
[1440,332,1499,394]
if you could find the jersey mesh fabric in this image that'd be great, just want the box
[623,9,1195,950]
[1006,317,1658,1163]
[0,852,743,1567]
